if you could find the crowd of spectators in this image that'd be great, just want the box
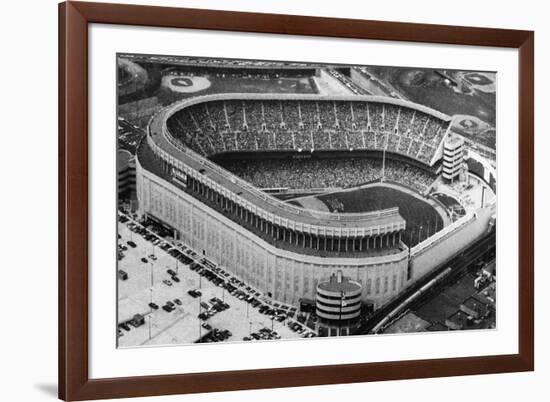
[383,160,435,192]
[220,157,436,193]
[166,99,449,164]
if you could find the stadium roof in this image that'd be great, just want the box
[159,93,451,122]
[317,273,362,294]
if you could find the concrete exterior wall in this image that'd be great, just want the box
[410,206,494,281]
[137,160,410,308]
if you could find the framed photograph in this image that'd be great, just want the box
[59,1,534,400]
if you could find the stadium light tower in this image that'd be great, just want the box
[426,221,431,238]
[381,147,386,181]
[381,131,390,181]
[133,73,138,120]
[198,295,202,341]
[339,291,346,336]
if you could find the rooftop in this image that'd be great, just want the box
[117,149,135,171]
[317,272,362,293]
[473,282,496,310]
[461,297,491,316]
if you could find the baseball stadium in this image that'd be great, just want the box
[132,60,497,317]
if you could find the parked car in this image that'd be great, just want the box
[118,323,130,331]
[129,314,145,328]
[173,298,182,306]
[127,241,137,248]
[187,289,201,298]
[171,275,180,283]
[148,302,159,310]
[162,279,172,286]
[167,269,176,276]
[117,270,128,280]
[141,257,148,263]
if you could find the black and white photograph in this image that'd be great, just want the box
[2,0,545,400]
[116,53,497,347]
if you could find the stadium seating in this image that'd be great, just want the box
[220,157,436,193]
[166,99,449,164]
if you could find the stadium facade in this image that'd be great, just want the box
[136,92,496,310]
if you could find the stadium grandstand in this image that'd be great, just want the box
[219,157,436,194]
[164,94,450,165]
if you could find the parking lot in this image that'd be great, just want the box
[117,213,316,347]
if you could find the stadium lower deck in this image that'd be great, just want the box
[218,155,436,194]
[217,155,447,248]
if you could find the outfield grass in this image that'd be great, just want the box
[317,186,444,247]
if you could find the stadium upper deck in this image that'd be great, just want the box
[164,94,451,165]
[145,93,450,238]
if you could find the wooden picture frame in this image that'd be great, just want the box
[59,1,534,400]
